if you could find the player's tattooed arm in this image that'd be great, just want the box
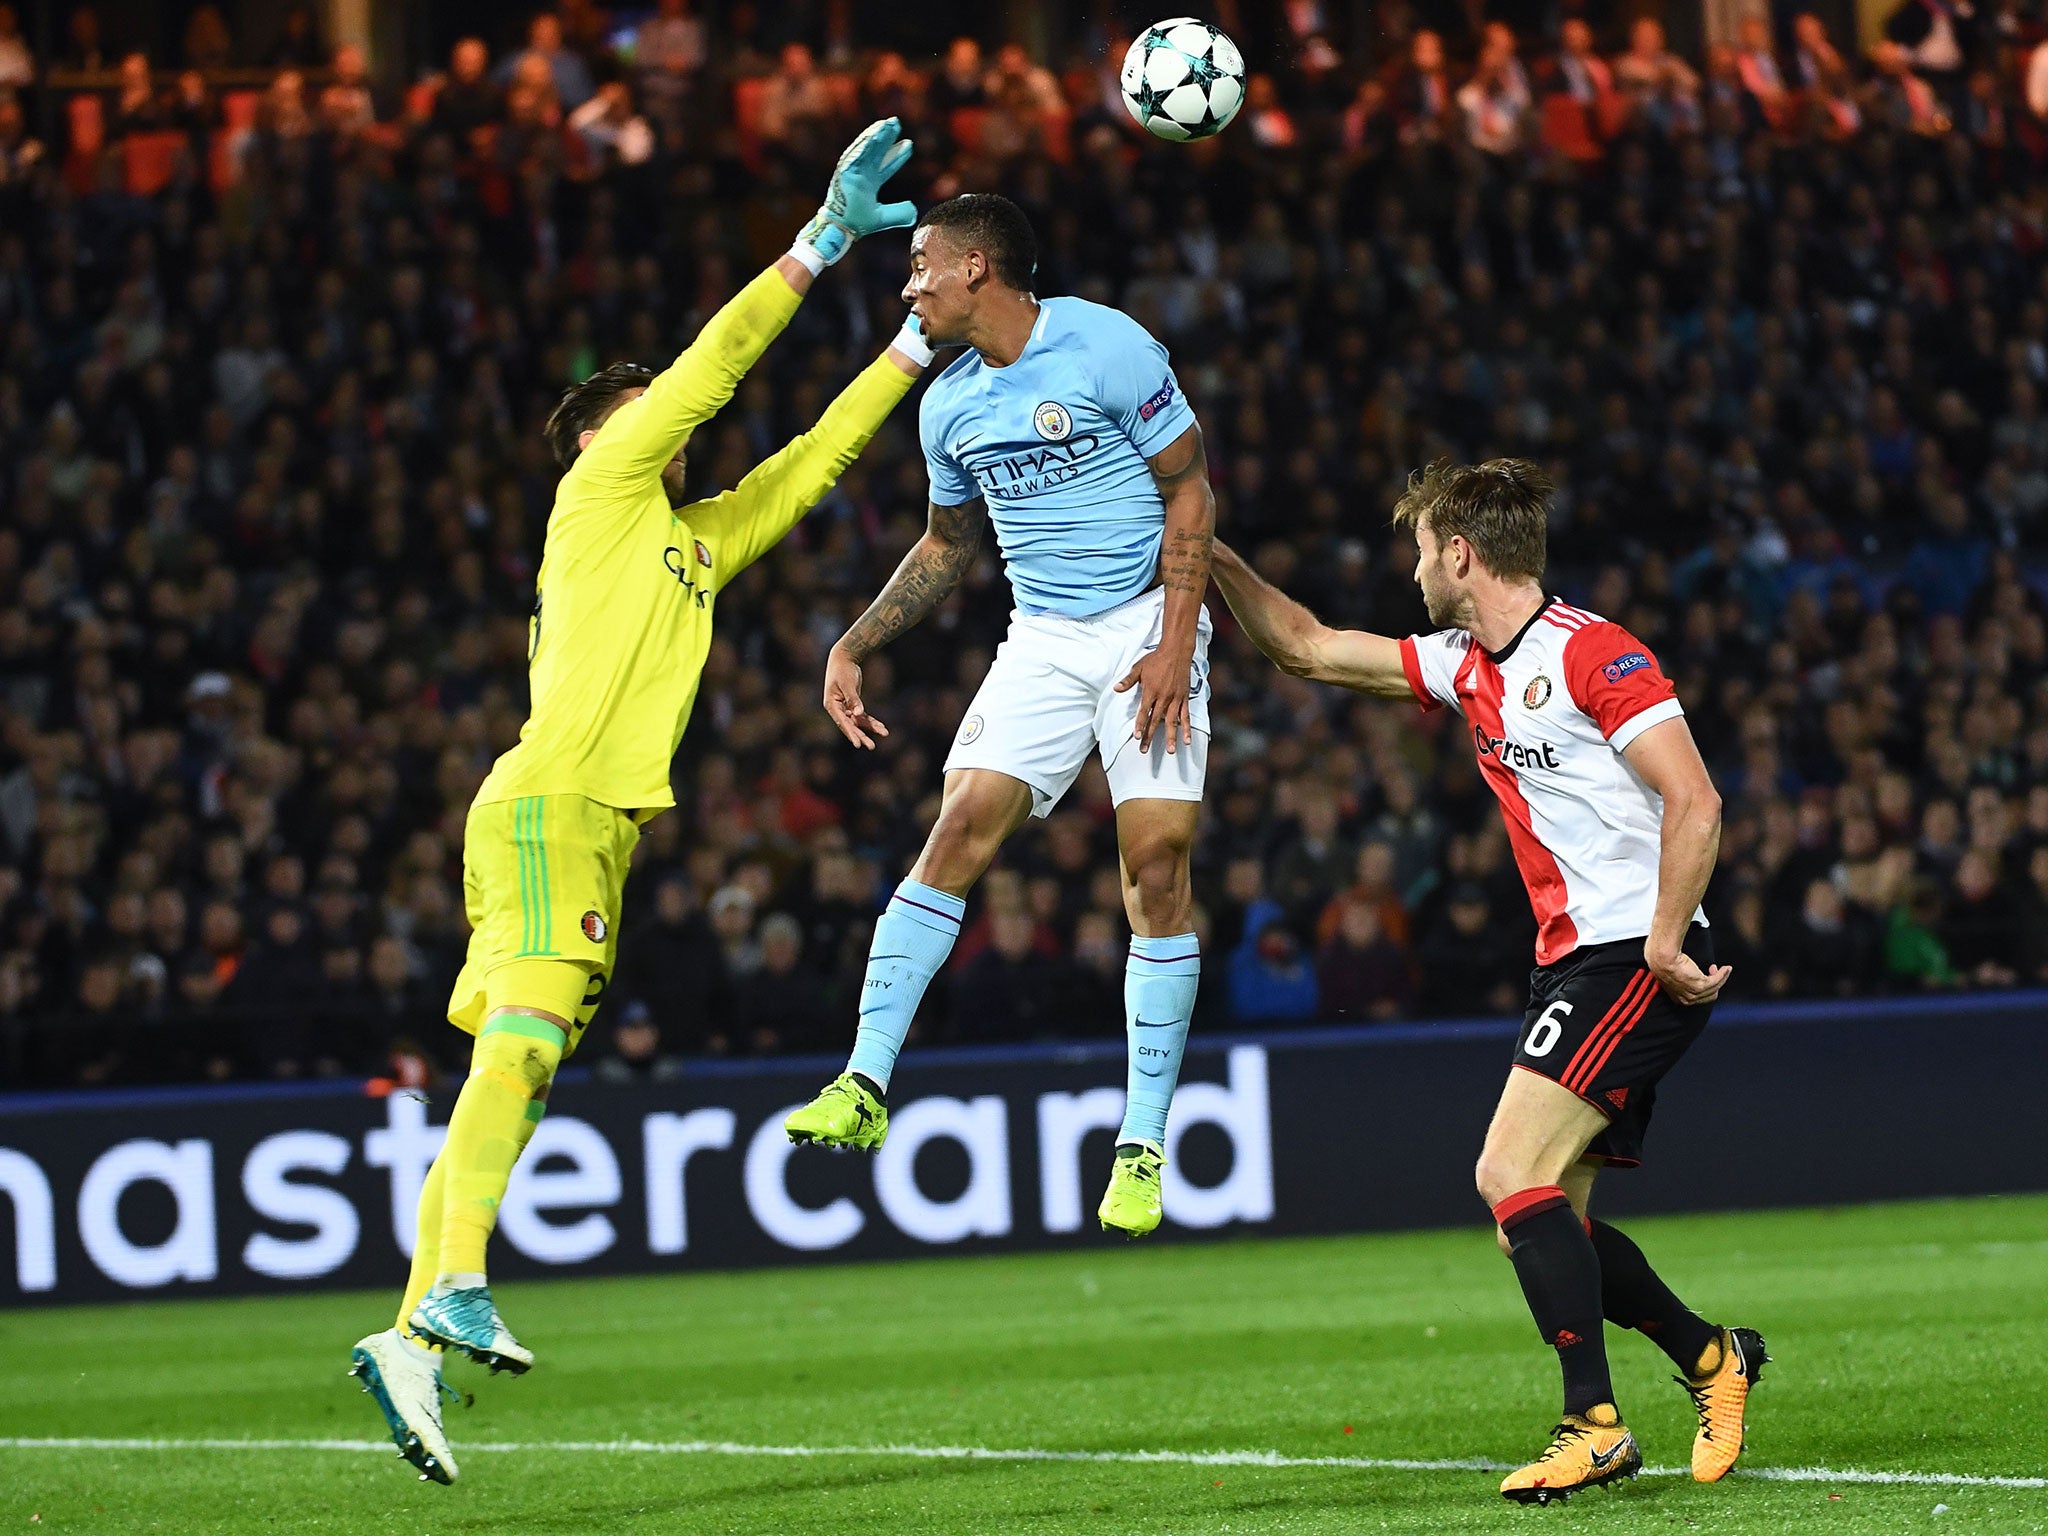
[1208,539,1413,698]
[1115,425,1215,754]
[824,497,987,748]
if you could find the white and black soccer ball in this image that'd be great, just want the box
[1120,18,1246,142]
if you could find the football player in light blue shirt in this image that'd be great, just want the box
[785,194,1217,1240]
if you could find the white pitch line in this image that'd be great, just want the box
[0,1437,2041,1491]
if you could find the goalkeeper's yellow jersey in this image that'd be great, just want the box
[475,267,917,820]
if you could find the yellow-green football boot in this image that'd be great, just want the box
[1097,1138,1165,1237]
[784,1072,888,1150]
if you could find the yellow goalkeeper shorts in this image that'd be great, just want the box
[446,794,640,1056]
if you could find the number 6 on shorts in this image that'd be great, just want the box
[1523,999,1573,1057]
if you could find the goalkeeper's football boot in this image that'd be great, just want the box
[407,1280,534,1375]
[1498,1409,1641,1504]
[1682,1326,1770,1482]
[785,1073,889,1150]
[349,1329,464,1485]
[1097,1139,1165,1238]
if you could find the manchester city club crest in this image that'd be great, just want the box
[1523,675,1552,710]
[959,714,985,744]
[1033,401,1073,441]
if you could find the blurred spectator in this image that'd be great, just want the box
[499,11,594,113]
[593,998,683,1082]
[1388,28,1451,146]
[429,37,502,139]
[952,906,1071,1041]
[0,3,31,86]
[112,51,162,134]
[1229,899,1319,1022]
[1733,15,1789,125]
[1614,17,1702,135]
[1458,21,1530,156]
[618,876,728,1053]
[61,4,105,72]
[1865,40,1950,133]
[927,36,984,117]
[321,43,376,133]
[1316,899,1412,1020]
[264,4,322,68]
[568,80,654,170]
[1788,878,1880,996]
[1416,883,1522,1017]
[1885,0,1973,102]
[0,88,43,184]
[182,3,231,71]
[634,0,704,116]
[756,42,832,148]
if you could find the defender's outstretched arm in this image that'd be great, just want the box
[1209,539,1413,697]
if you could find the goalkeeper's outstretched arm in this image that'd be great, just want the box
[691,316,935,588]
[572,117,919,490]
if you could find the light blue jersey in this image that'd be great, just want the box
[920,296,1197,617]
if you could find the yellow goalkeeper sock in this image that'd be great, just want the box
[397,1148,448,1344]
[437,1014,564,1278]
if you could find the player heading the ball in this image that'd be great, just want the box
[784,193,1218,1241]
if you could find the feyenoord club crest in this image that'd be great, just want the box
[1033,401,1073,441]
[581,910,607,943]
[1523,675,1552,710]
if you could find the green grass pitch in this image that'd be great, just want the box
[2,1195,2045,1534]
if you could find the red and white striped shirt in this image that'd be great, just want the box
[1399,598,1702,965]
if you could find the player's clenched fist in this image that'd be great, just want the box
[824,643,889,750]
[1645,944,1732,1006]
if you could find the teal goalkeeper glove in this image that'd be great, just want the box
[791,117,916,273]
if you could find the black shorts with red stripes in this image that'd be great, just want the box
[1511,925,1716,1169]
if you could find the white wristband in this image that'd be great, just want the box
[891,318,935,367]
[786,239,830,277]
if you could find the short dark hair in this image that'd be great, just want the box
[1390,457,1552,581]
[544,361,655,469]
[915,193,1038,290]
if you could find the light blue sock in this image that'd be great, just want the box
[846,880,966,1092]
[1120,933,1200,1146]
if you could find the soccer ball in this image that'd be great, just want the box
[1120,18,1246,142]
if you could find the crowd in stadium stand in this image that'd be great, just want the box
[5,0,2048,1089]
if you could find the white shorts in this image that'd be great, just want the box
[944,587,1212,818]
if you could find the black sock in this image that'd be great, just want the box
[1588,1219,1720,1374]
[851,1071,887,1105]
[1494,1187,1615,1419]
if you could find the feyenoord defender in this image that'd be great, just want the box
[347,120,931,1484]
[784,193,1217,1239]
[1210,460,1766,1504]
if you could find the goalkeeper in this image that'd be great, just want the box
[347,120,933,1486]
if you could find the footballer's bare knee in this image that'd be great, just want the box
[1115,801,1198,935]
[912,771,1032,892]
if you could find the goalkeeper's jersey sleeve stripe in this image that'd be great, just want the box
[568,266,804,490]
[691,353,919,587]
